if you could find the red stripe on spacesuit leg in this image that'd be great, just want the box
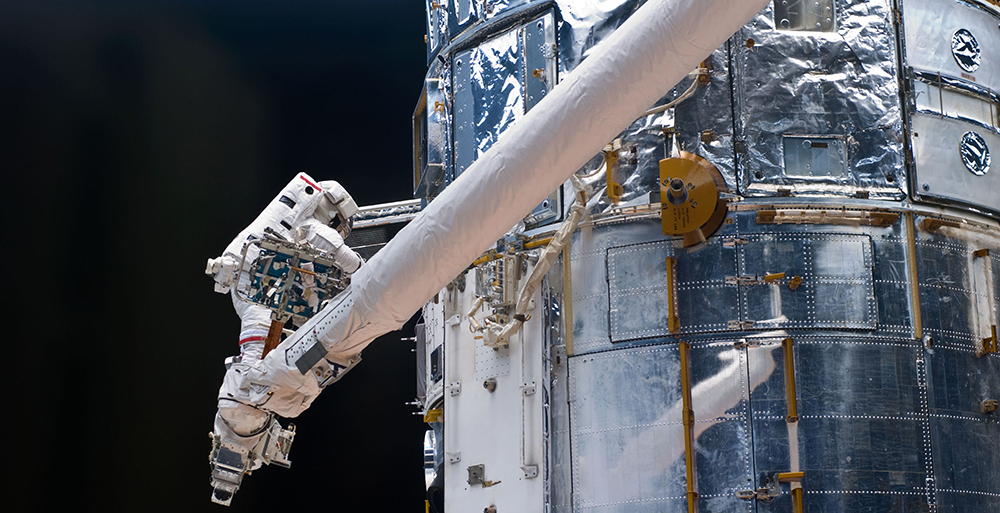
[239,335,266,345]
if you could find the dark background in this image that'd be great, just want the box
[4,0,429,510]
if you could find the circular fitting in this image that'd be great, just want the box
[659,152,727,248]
[659,152,728,247]
[483,378,497,392]
[667,178,688,205]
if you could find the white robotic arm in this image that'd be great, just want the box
[204,0,770,503]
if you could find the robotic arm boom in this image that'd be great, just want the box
[205,0,771,504]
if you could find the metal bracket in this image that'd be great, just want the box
[726,275,748,286]
[735,489,761,501]
[552,345,567,367]
[738,471,804,504]
[448,381,462,396]
[722,237,749,247]
[726,273,786,286]
[918,218,962,232]
[447,451,461,464]
[521,465,538,478]
[779,472,805,513]
[733,338,762,349]
[605,140,623,204]
[778,471,804,482]
[728,320,756,330]
[736,488,776,501]
[726,275,759,286]
[423,408,442,423]
[977,326,998,357]
[521,381,536,396]
[758,208,898,227]
[467,464,485,485]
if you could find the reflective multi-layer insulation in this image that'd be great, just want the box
[413,1,1000,512]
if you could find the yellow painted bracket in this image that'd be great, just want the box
[472,249,500,267]
[789,275,803,291]
[757,209,898,228]
[979,325,998,357]
[905,213,924,340]
[763,272,786,283]
[783,338,799,423]
[918,218,961,232]
[973,249,997,356]
[524,237,553,250]
[666,257,680,333]
[679,341,699,513]
[423,408,442,423]
[777,472,805,512]
[606,146,623,204]
[778,471,804,482]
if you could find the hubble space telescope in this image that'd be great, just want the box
[207,0,1000,511]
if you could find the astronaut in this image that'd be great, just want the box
[204,173,363,505]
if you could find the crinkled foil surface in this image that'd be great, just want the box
[431,0,910,209]
[735,0,904,198]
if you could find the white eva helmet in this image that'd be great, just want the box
[315,180,359,238]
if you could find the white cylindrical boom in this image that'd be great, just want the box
[343,0,770,349]
[261,0,771,417]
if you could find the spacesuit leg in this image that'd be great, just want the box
[209,289,285,505]
[214,293,271,439]
[231,289,272,360]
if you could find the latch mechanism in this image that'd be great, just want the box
[725,273,787,286]
[737,471,804,512]
[727,320,756,330]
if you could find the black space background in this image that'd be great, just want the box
[4,1,429,510]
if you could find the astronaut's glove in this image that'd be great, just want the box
[206,255,239,294]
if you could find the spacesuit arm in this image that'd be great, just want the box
[298,218,363,274]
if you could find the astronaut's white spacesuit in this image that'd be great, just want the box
[205,173,363,505]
